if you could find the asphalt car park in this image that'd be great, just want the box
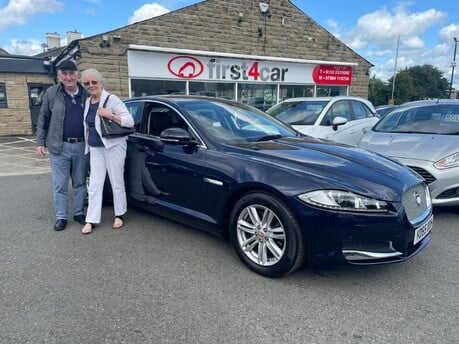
[0,159,458,343]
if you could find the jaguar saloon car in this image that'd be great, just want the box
[266,96,379,145]
[358,100,459,206]
[115,95,432,277]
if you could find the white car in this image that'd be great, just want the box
[267,96,379,145]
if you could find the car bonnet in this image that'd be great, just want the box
[229,137,422,202]
[359,132,459,162]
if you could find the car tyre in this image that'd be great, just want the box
[229,192,305,277]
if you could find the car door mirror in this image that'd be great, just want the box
[332,116,348,131]
[160,127,197,146]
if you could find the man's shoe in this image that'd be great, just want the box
[73,215,86,225]
[54,219,67,231]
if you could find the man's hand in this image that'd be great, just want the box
[36,146,46,156]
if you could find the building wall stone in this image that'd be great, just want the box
[0,0,372,136]
[77,0,371,100]
[0,73,54,135]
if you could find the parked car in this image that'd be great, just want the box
[375,104,398,118]
[113,95,432,277]
[358,100,459,206]
[266,96,379,145]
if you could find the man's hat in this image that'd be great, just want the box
[56,60,78,71]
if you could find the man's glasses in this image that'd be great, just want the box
[83,80,99,86]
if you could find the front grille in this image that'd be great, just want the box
[402,184,430,223]
[407,166,436,184]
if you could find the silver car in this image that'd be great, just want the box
[358,100,459,206]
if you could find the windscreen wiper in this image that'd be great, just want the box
[255,134,283,142]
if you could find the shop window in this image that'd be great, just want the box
[189,81,235,100]
[238,83,277,111]
[279,85,314,101]
[131,79,185,97]
[0,83,7,108]
[316,86,347,97]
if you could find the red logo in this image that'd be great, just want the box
[167,56,204,79]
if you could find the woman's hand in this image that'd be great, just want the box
[98,108,119,124]
[97,108,112,119]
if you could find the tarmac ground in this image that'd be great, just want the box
[0,136,51,177]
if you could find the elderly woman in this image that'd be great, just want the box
[81,68,134,234]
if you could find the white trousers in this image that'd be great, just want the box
[85,142,127,224]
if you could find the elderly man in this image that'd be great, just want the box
[36,60,89,231]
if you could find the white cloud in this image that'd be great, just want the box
[345,4,446,50]
[0,0,64,33]
[327,4,451,82]
[403,36,424,49]
[439,23,459,41]
[4,38,44,55]
[128,3,170,24]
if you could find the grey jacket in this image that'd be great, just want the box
[36,83,88,154]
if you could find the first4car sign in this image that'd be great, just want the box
[128,50,354,85]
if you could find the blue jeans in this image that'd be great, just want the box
[49,142,89,220]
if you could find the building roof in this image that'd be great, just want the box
[0,55,51,74]
[34,46,66,59]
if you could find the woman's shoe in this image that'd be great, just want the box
[113,216,124,229]
[82,223,94,235]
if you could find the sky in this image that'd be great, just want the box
[1,0,458,89]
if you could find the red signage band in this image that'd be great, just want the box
[312,65,353,85]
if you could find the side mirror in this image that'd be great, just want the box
[332,116,348,131]
[160,127,198,146]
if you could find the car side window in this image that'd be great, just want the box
[145,103,188,137]
[352,101,373,119]
[125,101,144,131]
[321,101,352,126]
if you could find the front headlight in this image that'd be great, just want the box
[298,190,389,213]
[433,152,459,169]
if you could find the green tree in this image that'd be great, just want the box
[370,64,450,105]
[368,76,390,106]
[407,65,449,99]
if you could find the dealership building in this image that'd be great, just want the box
[0,0,372,136]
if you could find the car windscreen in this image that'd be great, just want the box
[178,99,298,143]
[373,104,459,135]
[266,100,328,125]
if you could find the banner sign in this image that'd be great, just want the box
[128,51,353,85]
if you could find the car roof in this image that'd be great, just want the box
[277,96,376,112]
[125,94,240,105]
[281,96,366,102]
[400,99,459,107]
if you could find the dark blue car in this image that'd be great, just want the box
[117,95,432,277]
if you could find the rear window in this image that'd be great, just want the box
[374,104,459,135]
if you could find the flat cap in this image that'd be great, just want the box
[57,60,78,71]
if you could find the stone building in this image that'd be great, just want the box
[0,0,372,136]
[0,55,55,135]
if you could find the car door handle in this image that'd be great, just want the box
[139,145,149,152]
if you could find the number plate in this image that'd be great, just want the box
[413,215,433,245]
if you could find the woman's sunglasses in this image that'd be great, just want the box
[83,80,99,86]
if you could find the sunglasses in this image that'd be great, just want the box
[83,80,99,86]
